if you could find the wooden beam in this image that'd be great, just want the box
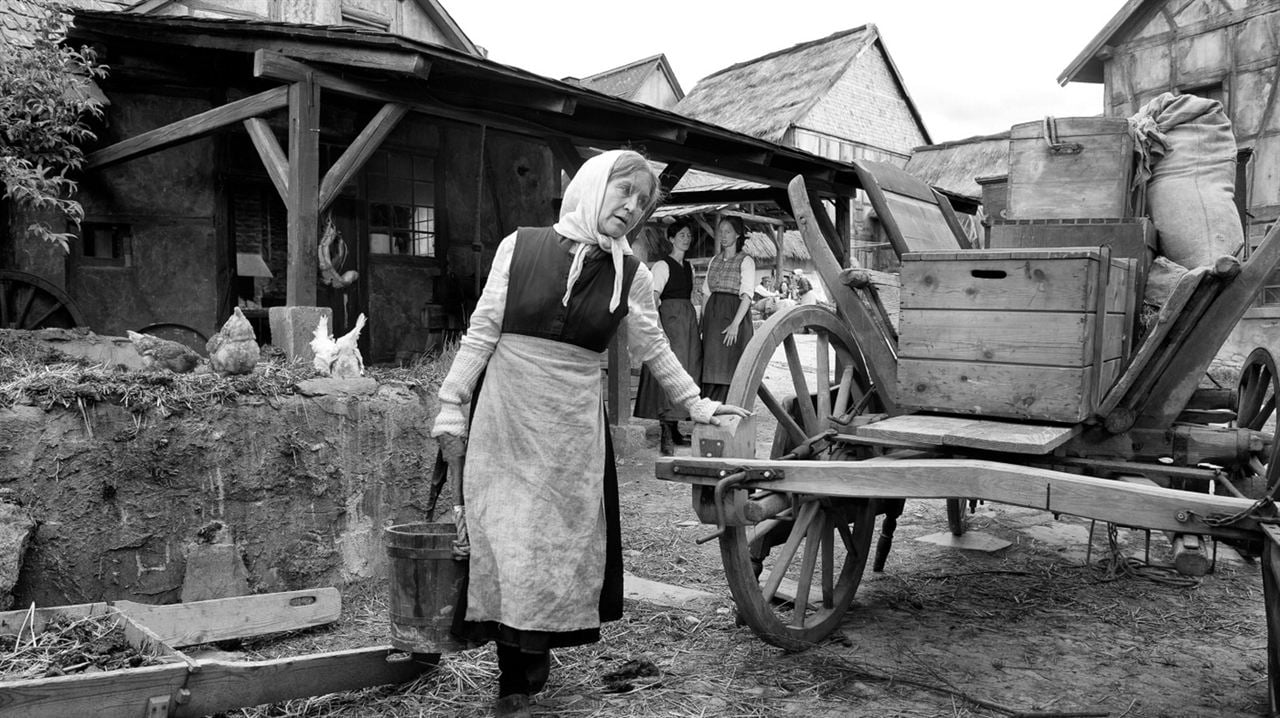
[86,86,289,170]
[656,455,1261,541]
[243,118,289,202]
[665,188,780,205]
[1136,220,1280,429]
[178,647,431,717]
[548,136,585,176]
[287,77,321,307]
[319,102,409,212]
[789,175,897,413]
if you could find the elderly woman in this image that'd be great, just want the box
[431,150,747,718]
[633,219,702,455]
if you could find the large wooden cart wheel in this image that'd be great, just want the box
[1229,347,1279,499]
[0,270,85,329]
[719,304,880,650]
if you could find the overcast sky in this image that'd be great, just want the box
[443,0,1126,144]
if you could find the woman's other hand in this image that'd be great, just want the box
[721,322,739,346]
[710,403,751,426]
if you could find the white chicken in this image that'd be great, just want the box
[310,313,367,379]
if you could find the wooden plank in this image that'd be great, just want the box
[655,456,1260,540]
[175,647,432,717]
[787,176,899,414]
[900,252,1101,312]
[113,588,341,648]
[1263,526,1280,715]
[1096,267,1208,420]
[1137,220,1280,429]
[899,309,1098,366]
[855,414,1081,455]
[898,358,1093,424]
[319,102,409,212]
[86,87,289,170]
[286,77,321,307]
[0,661,191,718]
[243,118,289,202]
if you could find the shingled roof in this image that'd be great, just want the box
[574,54,683,102]
[674,24,928,146]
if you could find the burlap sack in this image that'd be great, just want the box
[1129,93,1242,272]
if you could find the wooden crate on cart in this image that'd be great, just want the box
[897,247,1135,423]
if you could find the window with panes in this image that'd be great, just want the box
[365,150,436,258]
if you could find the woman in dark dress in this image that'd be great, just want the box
[633,220,702,455]
[699,216,756,402]
[430,150,747,718]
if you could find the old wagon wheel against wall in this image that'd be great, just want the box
[712,303,882,649]
[0,269,85,330]
[1228,347,1279,500]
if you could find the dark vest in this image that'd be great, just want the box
[502,226,640,353]
[658,256,693,301]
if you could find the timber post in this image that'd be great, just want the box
[286,73,321,307]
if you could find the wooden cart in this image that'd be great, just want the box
[655,166,1280,710]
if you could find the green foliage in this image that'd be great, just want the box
[0,1,107,251]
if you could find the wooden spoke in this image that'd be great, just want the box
[0,270,84,330]
[820,511,834,609]
[791,514,821,627]
[815,332,832,422]
[761,501,818,603]
[758,384,808,447]
[832,364,854,417]
[783,335,820,433]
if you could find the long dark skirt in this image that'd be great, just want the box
[634,299,701,420]
[450,410,623,651]
[700,291,753,402]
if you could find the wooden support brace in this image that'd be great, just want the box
[243,118,289,202]
[319,102,409,212]
[86,87,289,170]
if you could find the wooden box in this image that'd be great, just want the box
[975,174,1009,221]
[1006,117,1135,220]
[897,248,1135,423]
[988,217,1156,303]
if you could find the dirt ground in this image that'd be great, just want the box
[222,336,1273,717]
[223,437,1271,718]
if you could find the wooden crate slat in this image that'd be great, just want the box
[855,414,1081,455]
[114,587,341,648]
[898,358,1094,424]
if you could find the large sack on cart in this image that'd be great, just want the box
[1128,92,1243,297]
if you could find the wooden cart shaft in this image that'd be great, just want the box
[656,454,1262,542]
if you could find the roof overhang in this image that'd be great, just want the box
[1058,0,1150,86]
[69,11,861,199]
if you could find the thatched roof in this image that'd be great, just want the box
[744,230,809,262]
[904,132,1011,202]
[674,25,928,145]
[572,54,684,102]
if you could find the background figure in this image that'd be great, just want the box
[634,220,703,455]
[794,268,828,306]
[430,150,746,718]
[700,215,755,402]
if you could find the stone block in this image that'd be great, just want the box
[269,306,332,365]
[0,499,35,610]
[181,537,251,603]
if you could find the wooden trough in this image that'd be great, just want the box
[0,588,433,717]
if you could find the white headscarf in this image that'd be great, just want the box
[551,149,639,312]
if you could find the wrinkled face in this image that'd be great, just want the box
[597,173,654,238]
[716,219,737,248]
[671,226,693,252]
